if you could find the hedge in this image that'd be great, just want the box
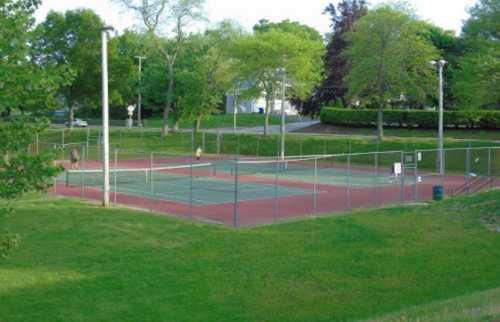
[320,108,500,129]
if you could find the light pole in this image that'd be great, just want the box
[430,59,447,175]
[135,56,146,127]
[127,105,136,128]
[101,26,113,207]
[233,83,240,134]
[278,68,287,160]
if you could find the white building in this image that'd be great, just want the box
[226,95,299,115]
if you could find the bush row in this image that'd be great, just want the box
[320,108,500,129]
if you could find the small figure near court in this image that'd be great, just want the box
[195,147,203,161]
[70,148,80,169]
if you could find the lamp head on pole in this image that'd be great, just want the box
[430,60,447,68]
[101,26,114,32]
[127,104,136,117]
[101,26,114,40]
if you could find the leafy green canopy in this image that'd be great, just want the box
[345,4,438,139]
[346,5,438,106]
[234,25,324,134]
[1,0,64,258]
[453,0,500,109]
[31,10,104,112]
[176,22,242,130]
[0,0,66,115]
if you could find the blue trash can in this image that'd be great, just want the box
[433,185,444,201]
[258,107,264,114]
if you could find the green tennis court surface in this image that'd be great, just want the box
[58,166,315,205]
[213,160,415,187]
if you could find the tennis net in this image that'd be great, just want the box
[64,163,214,187]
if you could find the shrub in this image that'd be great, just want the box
[320,108,500,129]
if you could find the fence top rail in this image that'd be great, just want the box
[239,150,405,161]
[416,146,500,153]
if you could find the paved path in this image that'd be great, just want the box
[201,120,321,134]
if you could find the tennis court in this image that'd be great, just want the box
[213,157,417,187]
[51,146,500,227]
[60,162,316,206]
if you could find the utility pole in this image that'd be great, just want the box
[431,59,447,175]
[101,26,114,207]
[135,56,146,127]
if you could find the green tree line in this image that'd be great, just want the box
[4,0,498,137]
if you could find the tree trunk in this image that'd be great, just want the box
[173,120,179,131]
[162,106,170,137]
[264,95,270,136]
[377,104,384,141]
[195,115,202,132]
[69,106,75,130]
[162,63,175,137]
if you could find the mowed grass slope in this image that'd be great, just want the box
[1,191,500,322]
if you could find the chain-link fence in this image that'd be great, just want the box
[36,127,500,161]
[45,139,500,227]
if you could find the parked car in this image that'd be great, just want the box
[65,119,88,128]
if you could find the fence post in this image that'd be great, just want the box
[256,136,260,158]
[400,151,405,203]
[189,130,194,220]
[98,128,102,161]
[488,147,492,177]
[374,152,379,207]
[441,149,446,188]
[114,149,118,206]
[414,150,419,202]
[347,153,352,210]
[273,154,279,222]
[216,130,221,155]
[466,142,471,176]
[313,158,318,214]
[233,135,240,228]
[81,145,86,197]
[86,127,90,151]
[35,133,39,155]
[150,152,154,213]
[62,129,65,146]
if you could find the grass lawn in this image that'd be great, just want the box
[1,191,500,321]
[40,127,500,157]
[140,113,302,129]
[304,125,500,141]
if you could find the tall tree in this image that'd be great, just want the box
[453,0,500,109]
[177,21,242,131]
[424,25,464,109]
[32,9,105,126]
[1,0,64,259]
[107,30,150,119]
[115,0,206,136]
[345,4,438,140]
[0,0,65,116]
[236,23,324,134]
[253,19,323,42]
[462,0,499,40]
[294,0,368,116]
